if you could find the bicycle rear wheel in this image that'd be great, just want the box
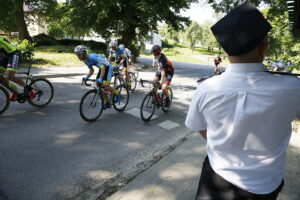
[161,87,173,113]
[128,72,137,92]
[113,85,129,111]
[140,92,155,122]
[28,78,54,107]
[0,85,10,115]
[79,89,104,122]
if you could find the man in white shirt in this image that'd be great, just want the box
[185,1,300,200]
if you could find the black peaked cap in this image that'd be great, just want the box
[211,1,272,56]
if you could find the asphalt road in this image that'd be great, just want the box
[0,59,215,200]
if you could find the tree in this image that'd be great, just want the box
[67,0,197,52]
[0,0,57,41]
[204,0,286,14]
[185,22,203,51]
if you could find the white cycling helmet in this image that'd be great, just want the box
[109,40,118,48]
[74,45,88,54]
[119,44,125,48]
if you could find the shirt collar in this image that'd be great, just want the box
[226,63,266,72]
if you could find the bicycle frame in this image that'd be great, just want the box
[140,79,161,107]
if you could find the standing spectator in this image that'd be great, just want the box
[186,1,300,200]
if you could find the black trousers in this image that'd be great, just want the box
[195,156,284,200]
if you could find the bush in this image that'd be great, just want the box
[48,26,64,40]
[17,39,36,63]
[33,34,58,46]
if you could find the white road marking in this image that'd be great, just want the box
[158,120,180,130]
[125,108,158,120]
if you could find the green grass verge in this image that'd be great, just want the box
[32,45,82,68]
[141,46,229,66]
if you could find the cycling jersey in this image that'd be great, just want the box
[83,53,113,82]
[124,48,132,58]
[214,57,222,65]
[84,53,110,69]
[153,53,174,73]
[109,47,128,67]
[0,36,17,54]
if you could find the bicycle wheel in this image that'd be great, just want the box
[113,85,129,111]
[140,92,155,122]
[161,87,173,113]
[79,89,104,122]
[128,72,137,92]
[0,85,10,115]
[28,78,54,107]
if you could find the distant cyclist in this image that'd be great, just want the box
[108,41,131,87]
[0,36,35,101]
[151,45,174,106]
[214,54,222,75]
[74,45,121,108]
[119,44,133,67]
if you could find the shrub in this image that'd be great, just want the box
[48,26,64,40]
[32,34,58,46]
[17,39,36,63]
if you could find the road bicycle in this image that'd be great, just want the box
[139,79,173,122]
[79,79,129,122]
[111,64,137,92]
[0,63,54,115]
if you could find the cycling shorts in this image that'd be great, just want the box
[96,64,113,85]
[155,71,174,85]
[0,51,20,72]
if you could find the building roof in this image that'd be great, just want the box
[288,0,300,37]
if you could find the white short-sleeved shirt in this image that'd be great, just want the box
[185,63,300,194]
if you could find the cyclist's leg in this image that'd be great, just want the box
[123,59,131,85]
[162,72,173,98]
[0,56,19,94]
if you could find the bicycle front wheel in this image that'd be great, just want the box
[140,92,155,122]
[0,85,10,115]
[113,85,129,111]
[28,78,54,107]
[161,87,173,113]
[129,72,137,92]
[79,89,104,122]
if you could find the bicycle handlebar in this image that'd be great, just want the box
[82,79,96,87]
[139,79,160,88]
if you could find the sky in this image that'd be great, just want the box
[180,2,216,24]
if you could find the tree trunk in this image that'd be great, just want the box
[14,0,32,41]
[121,24,136,47]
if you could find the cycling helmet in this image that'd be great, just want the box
[74,45,88,54]
[151,45,161,55]
[119,44,125,48]
[109,40,118,48]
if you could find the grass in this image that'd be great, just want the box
[140,46,230,66]
[31,45,82,68]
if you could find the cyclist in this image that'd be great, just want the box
[213,54,222,75]
[0,36,35,101]
[151,45,174,106]
[119,44,133,68]
[74,45,121,109]
[108,41,131,87]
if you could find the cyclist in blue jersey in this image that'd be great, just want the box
[74,45,121,108]
[108,41,131,87]
[119,44,133,67]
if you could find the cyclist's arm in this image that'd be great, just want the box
[86,67,94,79]
[98,65,106,79]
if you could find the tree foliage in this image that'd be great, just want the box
[0,0,57,40]
[66,0,197,53]
[184,22,203,51]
